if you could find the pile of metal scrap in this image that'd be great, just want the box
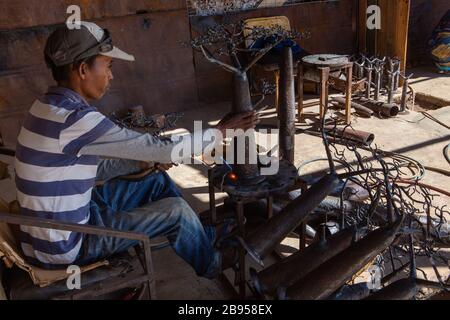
[332,54,415,118]
[111,106,184,137]
[241,114,450,300]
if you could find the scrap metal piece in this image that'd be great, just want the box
[281,216,403,300]
[250,227,355,297]
[400,73,413,112]
[278,46,296,164]
[241,174,341,266]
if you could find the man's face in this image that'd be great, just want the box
[79,55,114,101]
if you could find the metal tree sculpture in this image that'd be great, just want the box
[191,21,309,184]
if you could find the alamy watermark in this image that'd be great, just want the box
[66,5,81,29]
[170,122,280,176]
[66,265,81,290]
[367,5,381,30]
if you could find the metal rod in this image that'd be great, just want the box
[400,73,413,112]
[282,216,403,300]
[241,174,340,266]
[250,228,355,297]
[279,46,296,164]
[365,66,373,99]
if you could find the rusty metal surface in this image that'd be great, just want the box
[211,159,297,200]
[250,227,355,297]
[283,217,403,300]
[324,126,375,146]
[278,47,296,164]
[365,278,418,300]
[243,173,340,265]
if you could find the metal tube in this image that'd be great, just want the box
[279,46,296,164]
[232,73,263,184]
[365,66,373,99]
[387,72,395,104]
[241,174,340,266]
[331,96,374,118]
[400,73,412,112]
[365,278,418,300]
[324,125,375,146]
[250,228,355,297]
[358,98,399,117]
[393,60,401,92]
[282,216,403,300]
[374,67,382,101]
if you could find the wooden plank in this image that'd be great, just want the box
[395,0,411,73]
[0,9,199,146]
[377,0,411,72]
[0,0,186,31]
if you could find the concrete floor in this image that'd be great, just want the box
[153,67,449,300]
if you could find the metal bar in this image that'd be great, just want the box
[236,200,246,299]
[400,73,412,112]
[319,67,330,120]
[250,228,355,297]
[279,46,296,164]
[208,168,217,224]
[267,196,273,220]
[54,273,150,300]
[283,217,403,300]
[241,174,340,266]
[345,64,353,125]
[275,70,280,111]
[365,66,373,99]
[143,238,156,299]
[0,212,148,242]
[297,62,304,123]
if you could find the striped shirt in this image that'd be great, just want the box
[15,86,114,269]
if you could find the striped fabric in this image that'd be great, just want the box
[15,87,115,269]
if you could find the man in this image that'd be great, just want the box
[14,21,259,279]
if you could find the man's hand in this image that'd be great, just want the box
[215,111,260,136]
[155,163,177,171]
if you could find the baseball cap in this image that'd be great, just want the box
[44,21,135,67]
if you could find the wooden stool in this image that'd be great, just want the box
[298,54,353,125]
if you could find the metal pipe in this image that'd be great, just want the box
[374,66,382,101]
[330,283,371,300]
[365,66,373,99]
[331,96,373,118]
[232,73,263,185]
[365,278,418,300]
[250,227,355,297]
[324,125,375,146]
[241,174,341,266]
[281,216,403,300]
[400,73,413,112]
[387,71,395,104]
[278,46,296,164]
[393,59,401,92]
[357,98,399,117]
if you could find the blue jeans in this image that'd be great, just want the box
[75,171,221,279]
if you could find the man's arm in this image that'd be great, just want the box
[79,124,220,164]
[79,110,259,163]
[96,158,151,182]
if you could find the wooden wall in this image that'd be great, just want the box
[0,0,358,147]
[192,0,358,104]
